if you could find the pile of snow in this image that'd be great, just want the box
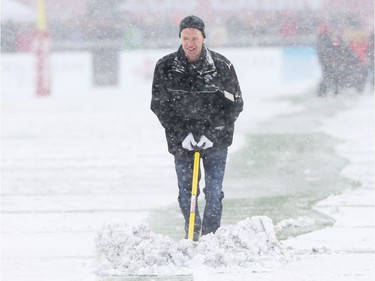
[275,216,316,232]
[95,216,293,276]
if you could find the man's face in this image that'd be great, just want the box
[180,28,205,63]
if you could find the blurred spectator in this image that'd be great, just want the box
[367,31,374,91]
[316,24,336,96]
[279,12,298,37]
[16,24,34,52]
[340,27,370,93]
[317,22,369,97]
[341,36,367,93]
[1,21,18,52]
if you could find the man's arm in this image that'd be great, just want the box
[151,61,187,147]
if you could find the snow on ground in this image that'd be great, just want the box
[95,216,290,276]
[93,92,375,280]
[1,91,374,281]
[1,49,374,280]
[274,94,375,281]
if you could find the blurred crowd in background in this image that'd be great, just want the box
[1,0,373,51]
[1,0,373,90]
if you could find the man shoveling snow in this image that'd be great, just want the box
[151,15,243,241]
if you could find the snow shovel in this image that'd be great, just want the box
[187,150,201,240]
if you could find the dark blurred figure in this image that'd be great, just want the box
[367,31,374,92]
[1,21,18,52]
[317,23,369,96]
[316,25,344,96]
[346,34,369,93]
[316,24,332,96]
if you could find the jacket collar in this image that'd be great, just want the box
[172,44,216,76]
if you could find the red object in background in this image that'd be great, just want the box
[350,40,369,64]
[16,32,33,52]
[279,12,298,37]
[33,29,51,95]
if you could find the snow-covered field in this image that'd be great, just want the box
[1,49,374,281]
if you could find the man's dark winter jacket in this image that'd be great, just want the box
[151,45,243,155]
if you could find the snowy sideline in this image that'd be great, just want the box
[259,94,375,281]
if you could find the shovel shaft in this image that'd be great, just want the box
[188,151,200,240]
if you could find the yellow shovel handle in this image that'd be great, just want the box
[188,151,200,240]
